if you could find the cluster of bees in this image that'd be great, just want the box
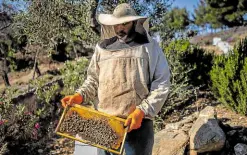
[59,111,119,148]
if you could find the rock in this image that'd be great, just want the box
[189,106,226,153]
[216,40,233,54]
[239,128,247,134]
[165,112,198,131]
[198,106,216,118]
[152,130,189,155]
[213,37,221,46]
[190,150,198,155]
[240,136,247,143]
[227,130,237,136]
[38,149,43,154]
[218,122,232,132]
[234,143,247,155]
[232,126,243,130]
[181,123,194,132]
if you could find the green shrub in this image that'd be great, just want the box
[210,38,247,115]
[60,57,89,95]
[163,39,214,88]
[154,39,214,132]
[0,74,62,154]
[0,90,54,154]
[154,40,197,132]
[184,46,214,88]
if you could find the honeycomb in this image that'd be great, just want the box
[59,111,119,148]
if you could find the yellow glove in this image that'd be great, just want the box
[61,93,83,108]
[124,108,145,132]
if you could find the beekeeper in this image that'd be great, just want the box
[61,3,170,155]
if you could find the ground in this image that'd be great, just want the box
[1,62,247,154]
[0,62,64,89]
[46,102,247,155]
[1,27,247,154]
[190,26,247,54]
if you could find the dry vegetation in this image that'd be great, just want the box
[190,26,247,54]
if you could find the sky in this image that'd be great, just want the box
[0,0,200,13]
[172,0,199,14]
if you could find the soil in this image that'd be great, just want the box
[163,96,247,128]
[48,98,247,155]
[0,62,64,89]
[2,56,247,154]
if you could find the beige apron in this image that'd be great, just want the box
[97,45,150,118]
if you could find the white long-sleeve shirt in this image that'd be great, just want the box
[76,36,170,119]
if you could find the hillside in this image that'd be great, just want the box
[190,26,247,54]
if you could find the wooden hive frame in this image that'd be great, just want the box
[55,104,128,155]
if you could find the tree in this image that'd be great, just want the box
[194,0,247,28]
[165,7,190,31]
[156,7,190,43]
[96,0,171,29]
[193,0,223,30]
[10,0,172,68]
[11,0,100,79]
[0,2,15,87]
[193,0,207,28]
[207,0,247,27]
[210,38,247,115]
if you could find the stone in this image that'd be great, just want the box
[165,112,198,131]
[152,130,189,155]
[38,149,43,154]
[216,41,233,54]
[198,106,216,118]
[213,37,221,46]
[189,106,226,153]
[181,123,194,132]
[241,136,247,143]
[234,143,247,155]
[190,150,198,155]
[227,130,237,136]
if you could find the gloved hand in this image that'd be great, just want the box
[124,108,145,132]
[61,93,83,108]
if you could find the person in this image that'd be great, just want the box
[61,3,170,155]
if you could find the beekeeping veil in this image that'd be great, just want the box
[98,3,150,41]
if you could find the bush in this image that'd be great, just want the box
[154,40,197,131]
[0,101,40,154]
[0,72,65,154]
[60,57,89,96]
[154,39,214,131]
[162,40,196,113]
[210,38,247,115]
[164,39,214,88]
[0,79,60,154]
[183,46,214,88]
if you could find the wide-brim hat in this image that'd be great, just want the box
[98,3,147,26]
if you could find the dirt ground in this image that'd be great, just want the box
[163,96,247,128]
[2,47,247,154]
[0,62,64,89]
[49,100,247,155]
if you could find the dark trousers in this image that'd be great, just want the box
[97,119,154,155]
